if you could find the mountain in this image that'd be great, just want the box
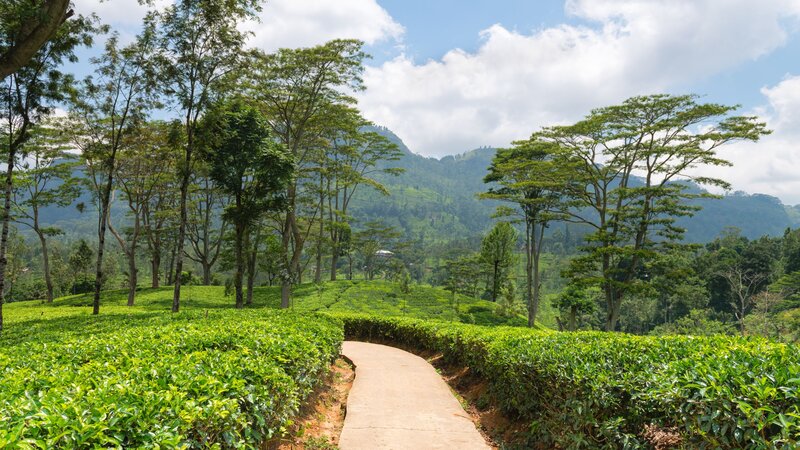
[349,128,499,243]
[352,128,799,243]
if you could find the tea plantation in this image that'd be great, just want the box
[1,281,798,448]
[341,314,800,449]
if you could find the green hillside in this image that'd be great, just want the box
[350,128,800,243]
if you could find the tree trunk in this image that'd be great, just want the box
[314,241,322,283]
[315,175,323,283]
[201,261,211,285]
[165,247,174,285]
[0,149,15,331]
[172,133,192,312]
[245,225,259,306]
[525,221,534,327]
[151,249,160,288]
[281,281,291,309]
[330,252,339,281]
[127,247,137,306]
[568,305,577,331]
[605,289,622,332]
[492,260,499,302]
[531,237,541,326]
[234,224,244,309]
[93,195,110,315]
[38,231,54,303]
[246,247,256,306]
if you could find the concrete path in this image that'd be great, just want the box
[339,341,491,450]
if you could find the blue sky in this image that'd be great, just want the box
[71,0,800,202]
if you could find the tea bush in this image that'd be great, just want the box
[338,314,800,449]
[0,310,342,448]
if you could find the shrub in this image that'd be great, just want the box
[337,314,800,449]
[0,310,342,448]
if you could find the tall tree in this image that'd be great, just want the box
[0,12,91,329]
[150,0,259,313]
[108,121,174,306]
[12,124,81,302]
[539,94,769,331]
[68,238,93,293]
[67,33,157,315]
[186,166,228,285]
[479,222,518,302]
[251,39,367,308]
[483,139,570,327]
[322,107,403,281]
[353,221,400,281]
[199,99,293,309]
[141,127,180,288]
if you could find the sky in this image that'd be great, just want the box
[71,0,800,203]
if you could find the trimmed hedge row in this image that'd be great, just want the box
[337,314,800,449]
[0,311,343,448]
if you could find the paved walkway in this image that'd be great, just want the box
[339,341,491,450]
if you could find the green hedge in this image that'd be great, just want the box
[0,311,343,448]
[337,314,800,449]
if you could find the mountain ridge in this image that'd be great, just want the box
[357,127,799,243]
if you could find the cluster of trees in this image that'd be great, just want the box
[483,94,769,330]
[0,0,403,329]
[557,227,800,340]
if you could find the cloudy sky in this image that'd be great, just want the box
[72,0,800,203]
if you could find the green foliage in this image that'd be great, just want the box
[339,314,800,449]
[650,309,735,336]
[199,98,293,308]
[538,94,769,331]
[479,221,518,302]
[0,310,341,448]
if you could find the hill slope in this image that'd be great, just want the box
[354,128,798,243]
[22,128,800,245]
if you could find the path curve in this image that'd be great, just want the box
[339,341,491,450]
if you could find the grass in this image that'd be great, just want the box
[1,279,527,335]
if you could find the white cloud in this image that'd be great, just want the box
[73,0,403,50]
[357,0,800,158]
[694,75,800,204]
[246,0,404,51]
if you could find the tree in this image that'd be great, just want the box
[12,124,81,302]
[321,107,403,281]
[150,0,259,313]
[483,138,570,327]
[353,221,400,281]
[553,283,596,331]
[251,39,368,308]
[0,10,92,329]
[199,99,293,309]
[108,121,174,306]
[479,222,518,302]
[68,239,93,294]
[538,94,768,331]
[0,0,74,79]
[67,33,157,315]
[646,248,709,327]
[444,254,483,301]
[720,264,769,335]
[141,139,180,288]
[186,164,228,285]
